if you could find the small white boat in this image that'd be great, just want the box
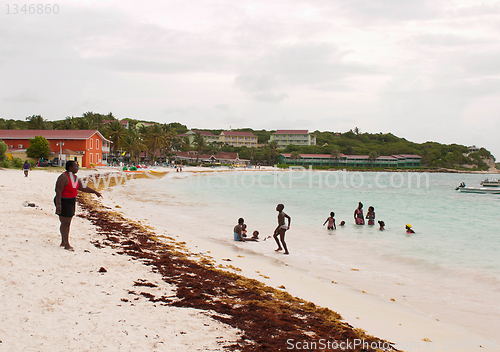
[480,179,500,187]
[456,183,500,194]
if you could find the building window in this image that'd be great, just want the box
[96,139,99,150]
[90,139,93,149]
[90,153,93,163]
[9,145,13,148]
[18,144,23,148]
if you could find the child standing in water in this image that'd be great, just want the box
[323,212,336,230]
[273,204,291,254]
[366,206,375,225]
[354,202,365,225]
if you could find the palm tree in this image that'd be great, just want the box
[54,116,75,130]
[368,151,379,167]
[162,124,176,154]
[193,132,206,162]
[290,151,301,164]
[145,124,167,162]
[74,117,92,130]
[266,140,279,165]
[330,149,341,166]
[4,119,18,130]
[104,120,127,156]
[122,129,144,164]
[172,135,189,152]
[26,115,47,129]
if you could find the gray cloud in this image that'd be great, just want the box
[3,89,45,104]
[337,0,441,22]
[234,74,279,93]
[407,34,491,48]
[252,92,289,104]
[214,104,229,110]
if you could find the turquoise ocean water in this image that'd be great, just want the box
[134,169,500,339]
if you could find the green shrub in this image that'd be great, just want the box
[0,159,11,168]
[12,158,24,168]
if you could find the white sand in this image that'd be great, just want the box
[0,169,240,351]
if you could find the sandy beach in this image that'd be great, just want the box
[1,167,498,351]
[0,169,241,351]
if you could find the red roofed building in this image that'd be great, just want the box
[0,130,111,168]
[219,131,257,147]
[174,151,248,164]
[270,130,316,148]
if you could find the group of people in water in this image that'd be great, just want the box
[324,201,415,233]
[234,202,416,255]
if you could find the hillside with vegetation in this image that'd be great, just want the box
[0,113,495,170]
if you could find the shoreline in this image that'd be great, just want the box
[78,188,396,351]
[2,169,498,351]
[94,169,497,349]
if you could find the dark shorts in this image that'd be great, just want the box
[54,197,76,218]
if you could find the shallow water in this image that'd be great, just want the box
[124,170,500,340]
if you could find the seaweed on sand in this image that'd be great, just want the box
[77,175,398,352]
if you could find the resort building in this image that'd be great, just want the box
[269,130,316,148]
[468,145,480,154]
[219,131,257,147]
[278,153,422,168]
[174,151,249,165]
[178,130,220,147]
[0,130,111,168]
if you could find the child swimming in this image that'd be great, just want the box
[378,220,385,231]
[323,212,336,230]
[245,230,260,242]
[405,224,415,234]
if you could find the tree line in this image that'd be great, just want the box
[0,114,494,169]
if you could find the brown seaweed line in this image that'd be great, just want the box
[76,177,399,352]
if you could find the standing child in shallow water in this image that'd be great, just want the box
[273,204,291,254]
[354,202,365,225]
[323,212,336,230]
[366,206,375,225]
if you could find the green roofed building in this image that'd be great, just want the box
[278,153,421,168]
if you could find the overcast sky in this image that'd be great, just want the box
[2,0,500,158]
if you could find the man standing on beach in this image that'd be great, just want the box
[54,160,102,251]
[273,204,291,254]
